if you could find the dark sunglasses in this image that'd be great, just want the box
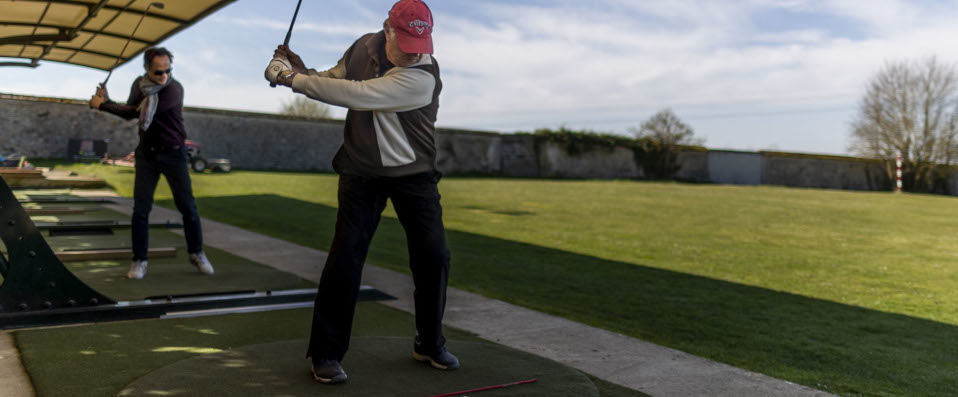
[152,68,172,76]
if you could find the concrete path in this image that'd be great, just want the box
[101,198,831,397]
[0,332,34,397]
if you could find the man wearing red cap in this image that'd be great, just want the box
[266,0,455,384]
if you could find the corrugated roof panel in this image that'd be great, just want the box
[0,0,236,70]
[84,34,147,58]
[39,47,77,62]
[38,4,88,27]
[0,44,42,58]
[67,50,116,69]
[2,3,48,24]
[102,14,177,42]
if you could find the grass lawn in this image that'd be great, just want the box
[50,162,958,396]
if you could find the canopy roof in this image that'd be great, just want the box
[0,0,234,70]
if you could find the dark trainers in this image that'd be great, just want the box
[311,359,347,384]
[413,336,460,370]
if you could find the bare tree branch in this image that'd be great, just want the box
[630,109,704,179]
[279,96,331,120]
[848,57,958,190]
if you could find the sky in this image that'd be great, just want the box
[4,0,958,155]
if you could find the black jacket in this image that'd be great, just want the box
[99,76,187,149]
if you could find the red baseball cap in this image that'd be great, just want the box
[388,0,434,54]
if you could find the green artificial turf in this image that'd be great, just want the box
[2,218,314,299]
[45,163,958,396]
[62,236,315,301]
[27,207,128,223]
[14,304,455,397]
[41,228,184,253]
[14,303,642,397]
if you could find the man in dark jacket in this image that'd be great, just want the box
[266,0,456,385]
[89,47,213,280]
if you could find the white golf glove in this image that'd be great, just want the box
[265,56,293,85]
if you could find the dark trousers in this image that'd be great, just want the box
[308,171,451,362]
[132,146,203,260]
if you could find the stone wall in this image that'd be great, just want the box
[500,134,538,177]
[435,129,501,175]
[536,141,642,179]
[0,95,139,158]
[183,110,342,171]
[0,94,502,173]
[762,152,890,191]
[674,150,709,183]
[707,150,765,185]
[3,92,948,195]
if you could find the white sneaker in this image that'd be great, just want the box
[127,260,148,279]
[190,252,214,275]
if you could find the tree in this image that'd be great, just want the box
[279,96,331,119]
[849,57,958,192]
[630,108,704,179]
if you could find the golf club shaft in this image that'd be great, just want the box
[430,378,538,397]
[284,0,303,46]
[271,0,304,87]
[101,2,159,87]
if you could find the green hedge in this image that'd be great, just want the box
[521,128,691,179]
[523,127,645,156]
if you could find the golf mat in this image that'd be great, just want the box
[42,228,184,253]
[16,304,605,397]
[63,243,316,301]
[27,207,128,224]
[2,230,314,300]
[120,337,597,396]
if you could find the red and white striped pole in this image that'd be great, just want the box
[896,154,903,193]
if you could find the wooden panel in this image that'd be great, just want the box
[0,169,44,179]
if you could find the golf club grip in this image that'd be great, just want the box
[270,35,290,87]
[271,29,292,88]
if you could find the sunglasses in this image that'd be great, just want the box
[152,68,172,76]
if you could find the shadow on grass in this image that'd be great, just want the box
[165,194,957,396]
[460,205,535,216]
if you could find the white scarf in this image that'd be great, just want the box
[136,75,170,131]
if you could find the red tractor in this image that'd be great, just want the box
[185,140,231,173]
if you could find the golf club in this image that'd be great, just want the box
[100,2,165,89]
[430,378,539,397]
[270,0,304,87]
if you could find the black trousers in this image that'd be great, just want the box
[132,146,203,260]
[308,171,451,362]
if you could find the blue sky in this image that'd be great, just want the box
[4,0,958,155]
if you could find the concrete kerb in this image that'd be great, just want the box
[99,197,831,397]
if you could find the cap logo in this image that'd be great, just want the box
[408,19,431,35]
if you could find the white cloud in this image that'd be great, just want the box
[427,0,958,154]
[751,29,826,44]
[818,0,918,33]
[7,0,958,155]
[210,16,371,37]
